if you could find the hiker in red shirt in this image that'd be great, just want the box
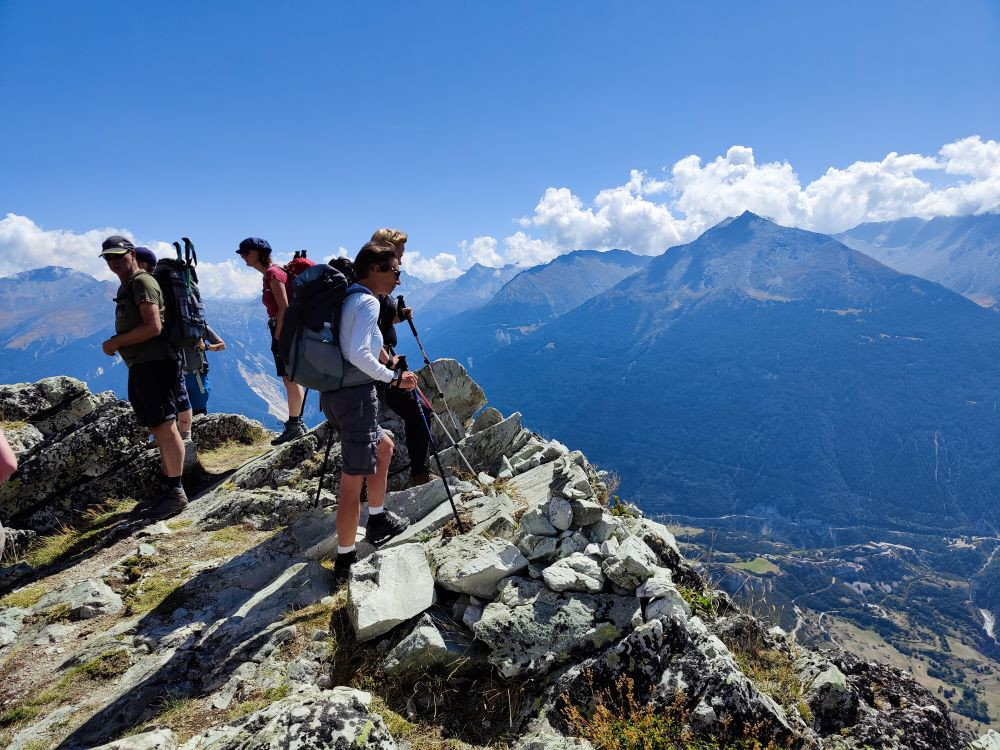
[237,237,307,445]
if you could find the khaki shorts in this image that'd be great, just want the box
[320,384,385,476]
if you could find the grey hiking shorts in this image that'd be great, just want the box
[320,384,386,476]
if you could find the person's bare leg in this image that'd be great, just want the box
[149,420,184,477]
[177,408,193,438]
[285,378,305,418]
[337,473,364,548]
[366,435,394,510]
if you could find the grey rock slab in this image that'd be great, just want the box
[542,553,605,593]
[517,533,558,563]
[508,460,559,510]
[33,623,75,645]
[557,532,589,559]
[5,423,44,457]
[795,652,859,733]
[473,577,641,677]
[468,492,516,538]
[520,507,558,536]
[620,516,681,559]
[601,535,658,590]
[36,578,123,620]
[417,358,486,427]
[568,498,604,527]
[644,589,691,623]
[179,686,395,750]
[635,567,675,598]
[514,717,595,750]
[438,412,523,475]
[430,535,528,597]
[583,513,624,544]
[383,613,484,676]
[90,729,178,750]
[350,544,436,641]
[548,496,573,531]
[470,407,503,433]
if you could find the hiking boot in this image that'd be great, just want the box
[332,550,358,588]
[147,486,188,519]
[365,510,410,546]
[271,419,306,446]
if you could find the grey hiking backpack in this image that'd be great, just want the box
[279,264,376,392]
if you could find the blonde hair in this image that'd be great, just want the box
[370,228,408,249]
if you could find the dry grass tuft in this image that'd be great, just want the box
[563,673,789,750]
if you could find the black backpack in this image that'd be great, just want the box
[153,237,206,348]
[277,261,374,392]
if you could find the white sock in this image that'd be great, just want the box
[368,505,385,515]
[337,545,356,555]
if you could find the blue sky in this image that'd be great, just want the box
[1,1,998,290]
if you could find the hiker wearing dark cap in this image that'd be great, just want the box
[368,229,431,487]
[237,237,306,444]
[135,247,194,440]
[99,235,188,518]
[323,242,417,585]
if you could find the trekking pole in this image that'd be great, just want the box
[416,385,476,476]
[396,357,464,532]
[398,296,466,440]
[313,421,336,508]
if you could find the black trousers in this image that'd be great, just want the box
[385,385,430,475]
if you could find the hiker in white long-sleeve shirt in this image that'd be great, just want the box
[321,242,418,585]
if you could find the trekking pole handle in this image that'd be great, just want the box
[397,295,420,338]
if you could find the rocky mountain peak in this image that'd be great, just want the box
[0,366,980,749]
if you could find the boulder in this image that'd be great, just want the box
[430,536,529,597]
[36,578,123,620]
[473,577,641,677]
[520,507,558,537]
[179,686,395,750]
[0,376,103,437]
[583,513,624,544]
[471,407,503,433]
[191,413,266,451]
[349,544,436,641]
[0,399,148,524]
[383,613,485,676]
[635,567,675,598]
[468,492,516,538]
[517,533,558,563]
[972,731,1000,750]
[4,422,44,457]
[601,535,658,590]
[417,359,486,425]
[795,653,858,733]
[438,412,523,475]
[621,516,681,560]
[542,553,604,593]
[542,616,797,748]
[547,496,573,531]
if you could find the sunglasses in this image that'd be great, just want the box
[379,266,401,279]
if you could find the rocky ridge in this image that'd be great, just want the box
[0,365,984,749]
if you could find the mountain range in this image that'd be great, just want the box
[836,213,1000,307]
[4,212,1000,727]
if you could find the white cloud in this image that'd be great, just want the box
[439,135,1000,277]
[459,236,505,267]
[402,250,461,282]
[0,213,260,298]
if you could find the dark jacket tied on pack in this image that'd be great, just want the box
[277,262,375,392]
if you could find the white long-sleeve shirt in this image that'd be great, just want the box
[340,287,396,384]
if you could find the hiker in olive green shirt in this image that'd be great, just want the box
[99,235,188,519]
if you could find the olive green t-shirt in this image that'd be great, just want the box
[114,271,174,367]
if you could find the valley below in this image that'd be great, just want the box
[660,511,1000,733]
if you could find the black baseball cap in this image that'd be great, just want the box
[100,235,135,257]
[237,237,271,256]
